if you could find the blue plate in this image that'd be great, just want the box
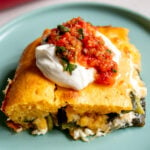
[0,2,149,150]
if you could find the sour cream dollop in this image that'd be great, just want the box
[35,31,121,90]
[36,44,95,90]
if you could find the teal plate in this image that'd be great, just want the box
[0,2,150,150]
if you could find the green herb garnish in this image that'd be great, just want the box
[56,46,77,74]
[78,28,84,40]
[61,57,69,70]
[106,49,112,53]
[61,57,77,74]
[112,69,117,73]
[56,46,66,56]
[57,25,70,34]
[67,63,77,74]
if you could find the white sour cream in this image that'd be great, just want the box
[35,31,121,90]
[36,44,95,90]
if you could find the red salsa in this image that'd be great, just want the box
[45,17,118,85]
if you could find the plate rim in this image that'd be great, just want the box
[0,1,150,36]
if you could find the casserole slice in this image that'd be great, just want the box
[1,18,147,141]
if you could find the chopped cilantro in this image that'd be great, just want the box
[56,46,66,56]
[61,57,69,71]
[55,47,77,74]
[106,49,112,53]
[77,28,84,40]
[112,69,117,73]
[67,63,77,74]
[61,57,77,74]
[57,25,70,34]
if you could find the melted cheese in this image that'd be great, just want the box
[36,44,95,90]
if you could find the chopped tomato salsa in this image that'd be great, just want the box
[45,17,118,85]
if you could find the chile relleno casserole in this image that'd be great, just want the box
[1,17,147,141]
